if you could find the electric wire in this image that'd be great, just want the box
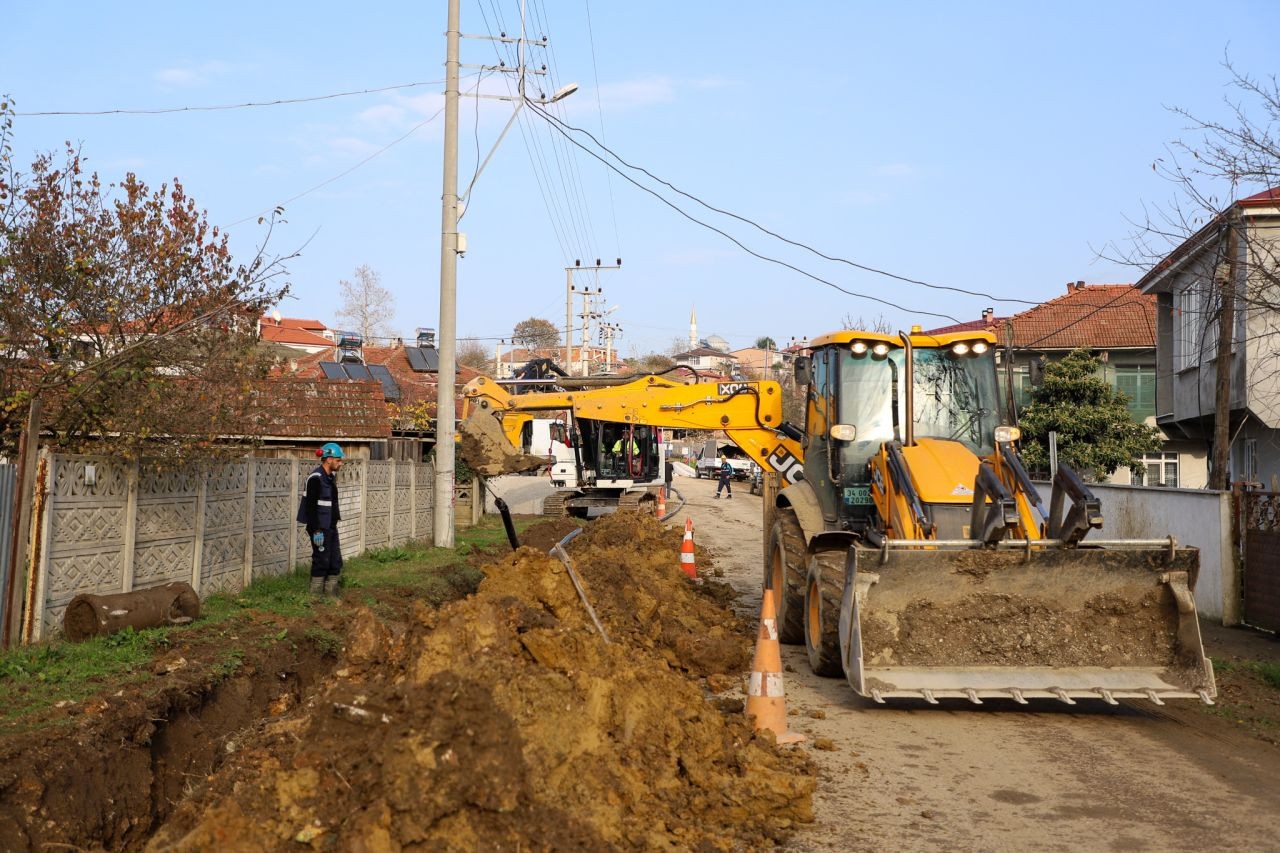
[17,81,447,116]
[227,74,482,228]
[583,0,623,259]
[533,107,1039,306]
[527,101,961,323]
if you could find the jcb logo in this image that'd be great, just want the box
[717,382,751,395]
[767,445,805,484]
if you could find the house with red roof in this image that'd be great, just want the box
[258,315,334,355]
[947,282,1207,488]
[1137,186,1280,490]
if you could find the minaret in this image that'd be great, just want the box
[689,306,698,349]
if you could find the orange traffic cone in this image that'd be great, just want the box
[656,486,667,518]
[679,517,697,579]
[746,588,805,744]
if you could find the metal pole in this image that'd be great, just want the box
[1049,430,1059,479]
[433,0,461,548]
[565,267,573,371]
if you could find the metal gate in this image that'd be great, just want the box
[1240,491,1280,633]
[0,464,15,639]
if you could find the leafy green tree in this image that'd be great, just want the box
[1019,349,1162,479]
[627,352,674,373]
[755,336,777,350]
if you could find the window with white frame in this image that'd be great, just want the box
[1174,285,1204,371]
[1133,452,1179,487]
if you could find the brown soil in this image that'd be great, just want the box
[459,408,548,476]
[515,517,582,552]
[146,511,814,850]
[864,587,1179,667]
[0,614,338,851]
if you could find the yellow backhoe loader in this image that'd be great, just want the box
[459,333,1215,705]
[774,327,1214,705]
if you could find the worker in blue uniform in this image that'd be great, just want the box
[297,442,345,595]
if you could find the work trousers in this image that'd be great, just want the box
[310,526,343,578]
[716,475,732,496]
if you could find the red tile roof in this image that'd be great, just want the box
[260,325,334,347]
[282,345,481,410]
[925,317,1007,336]
[1240,186,1280,207]
[261,316,328,332]
[1004,284,1154,350]
[244,379,390,440]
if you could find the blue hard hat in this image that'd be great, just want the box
[320,442,345,459]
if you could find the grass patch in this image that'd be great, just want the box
[0,517,531,731]
[1213,657,1280,690]
[0,626,169,726]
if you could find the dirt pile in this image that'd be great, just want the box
[150,512,814,850]
[459,407,548,476]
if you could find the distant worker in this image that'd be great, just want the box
[297,442,345,595]
[611,434,641,457]
[714,454,733,499]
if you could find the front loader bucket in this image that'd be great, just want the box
[458,408,548,477]
[837,544,1216,705]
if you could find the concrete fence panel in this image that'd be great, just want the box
[1034,482,1236,623]
[26,454,439,641]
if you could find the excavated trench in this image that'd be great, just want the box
[0,630,338,851]
[0,514,816,851]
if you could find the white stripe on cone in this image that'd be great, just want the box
[761,618,778,641]
[748,671,786,698]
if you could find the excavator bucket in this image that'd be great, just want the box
[458,407,549,477]
[837,544,1216,705]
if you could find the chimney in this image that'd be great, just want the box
[1075,280,1085,291]
[981,307,994,322]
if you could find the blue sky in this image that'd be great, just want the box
[3,2,1277,357]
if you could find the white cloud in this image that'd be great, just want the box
[873,163,916,177]
[841,189,891,205]
[152,60,250,88]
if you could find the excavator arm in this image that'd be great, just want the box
[460,374,806,483]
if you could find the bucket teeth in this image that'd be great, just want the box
[1096,689,1118,706]
[964,689,982,705]
[870,689,885,704]
[921,689,939,705]
[1009,688,1028,705]
[1053,688,1077,705]
[1197,689,1214,706]
[1145,689,1166,706]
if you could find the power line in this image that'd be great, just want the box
[533,106,1039,307]
[16,81,446,117]
[583,0,623,259]
[527,101,962,323]
[227,74,483,228]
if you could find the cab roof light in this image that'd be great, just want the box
[871,342,891,357]
[972,341,989,354]
[951,342,970,356]
[851,341,868,355]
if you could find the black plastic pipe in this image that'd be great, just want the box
[494,497,520,550]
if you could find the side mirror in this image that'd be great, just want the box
[793,355,813,387]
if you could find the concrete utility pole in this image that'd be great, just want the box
[433,0,462,548]
[564,259,621,374]
[1210,213,1239,491]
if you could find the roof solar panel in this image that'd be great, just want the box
[405,345,439,372]
[343,363,374,382]
[368,364,401,400]
[319,361,348,380]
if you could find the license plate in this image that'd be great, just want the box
[843,485,872,505]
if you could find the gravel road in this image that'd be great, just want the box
[667,474,1280,852]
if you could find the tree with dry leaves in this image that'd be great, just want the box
[334,264,395,340]
[0,97,292,460]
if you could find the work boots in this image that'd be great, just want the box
[309,576,324,596]
[323,575,341,597]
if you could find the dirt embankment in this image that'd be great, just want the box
[149,512,814,850]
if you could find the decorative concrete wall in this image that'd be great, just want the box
[29,454,447,640]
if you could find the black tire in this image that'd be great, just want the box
[804,550,844,677]
[764,509,806,645]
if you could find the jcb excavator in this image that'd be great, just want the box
[459,372,804,517]
[460,331,1215,705]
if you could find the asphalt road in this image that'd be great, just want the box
[667,475,1280,853]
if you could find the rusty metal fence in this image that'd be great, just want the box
[1240,491,1280,633]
